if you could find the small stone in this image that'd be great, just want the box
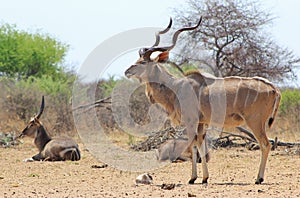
[135,173,153,185]
[91,164,108,169]
[188,192,196,197]
[161,183,175,190]
[258,189,264,193]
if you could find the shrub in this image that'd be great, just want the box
[275,88,300,138]
[1,73,75,136]
[280,88,300,115]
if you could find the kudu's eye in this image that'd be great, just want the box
[139,60,148,64]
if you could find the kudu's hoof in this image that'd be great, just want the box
[255,178,264,184]
[202,178,208,184]
[188,178,197,184]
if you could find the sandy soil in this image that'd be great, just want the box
[0,138,300,198]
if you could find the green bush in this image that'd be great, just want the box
[0,22,75,135]
[16,74,75,97]
[1,73,76,135]
[0,23,68,79]
[277,88,300,136]
[280,88,300,115]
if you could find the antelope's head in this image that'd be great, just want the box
[125,17,202,82]
[18,96,45,138]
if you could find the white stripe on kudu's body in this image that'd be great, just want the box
[233,78,242,108]
[125,17,281,185]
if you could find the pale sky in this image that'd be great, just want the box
[1,0,300,84]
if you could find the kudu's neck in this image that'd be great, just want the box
[145,64,181,124]
[34,125,51,152]
[148,64,175,86]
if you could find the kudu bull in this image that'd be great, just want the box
[18,96,80,161]
[125,17,281,184]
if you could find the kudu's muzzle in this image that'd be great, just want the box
[124,65,138,78]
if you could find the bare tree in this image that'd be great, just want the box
[172,0,299,81]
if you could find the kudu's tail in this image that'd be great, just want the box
[268,89,281,128]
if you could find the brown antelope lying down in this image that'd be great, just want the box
[125,17,281,184]
[157,137,205,163]
[18,96,80,162]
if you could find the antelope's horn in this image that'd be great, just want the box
[162,16,202,51]
[140,18,173,59]
[36,96,45,119]
[152,17,173,47]
[141,16,202,59]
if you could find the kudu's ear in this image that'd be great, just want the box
[154,51,169,63]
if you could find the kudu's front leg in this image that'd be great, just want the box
[187,124,209,184]
[195,124,209,184]
[189,143,198,184]
[23,153,43,162]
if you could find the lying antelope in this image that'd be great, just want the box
[18,96,80,161]
[125,17,281,184]
[158,137,204,163]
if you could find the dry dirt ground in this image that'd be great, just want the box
[0,138,300,198]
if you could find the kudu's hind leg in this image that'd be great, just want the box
[256,131,271,184]
[247,122,271,184]
[59,147,81,161]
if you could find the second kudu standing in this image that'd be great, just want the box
[125,17,281,184]
[18,96,80,161]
